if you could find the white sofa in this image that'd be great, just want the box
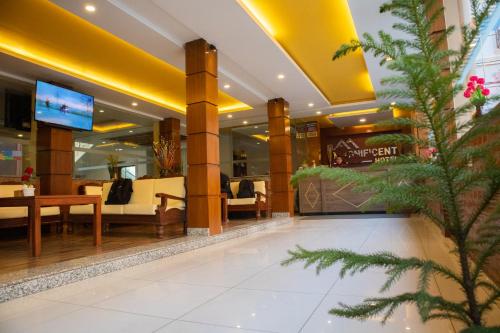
[225,180,270,219]
[69,177,186,238]
[0,183,61,230]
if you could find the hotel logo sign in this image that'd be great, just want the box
[326,133,400,166]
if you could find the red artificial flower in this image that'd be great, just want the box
[24,167,33,174]
[477,84,484,90]
[477,77,485,84]
[470,75,478,82]
[464,91,471,98]
[21,175,29,181]
[467,82,474,88]
[482,88,490,96]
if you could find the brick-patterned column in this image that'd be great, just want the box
[159,118,181,173]
[268,98,294,217]
[185,38,221,235]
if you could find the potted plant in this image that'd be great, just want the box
[21,166,35,196]
[283,0,499,331]
[106,154,120,180]
[152,136,179,177]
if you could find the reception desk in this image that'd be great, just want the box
[298,169,386,214]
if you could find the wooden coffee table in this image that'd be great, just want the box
[0,195,102,257]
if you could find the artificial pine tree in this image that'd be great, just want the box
[283,0,499,331]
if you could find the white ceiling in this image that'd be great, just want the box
[9,0,402,128]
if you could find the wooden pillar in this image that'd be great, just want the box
[159,118,181,172]
[185,38,221,235]
[268,98,294,217]
[36,125,73,195]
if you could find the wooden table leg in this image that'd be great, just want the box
[30,201,42,257]
[93,201,102,246]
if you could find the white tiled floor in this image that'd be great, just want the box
[1,215,499,332]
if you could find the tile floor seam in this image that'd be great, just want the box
[152,318,278,333]
[173,261,277,323]
[297,220,379,332]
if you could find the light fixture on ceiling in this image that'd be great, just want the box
[243,120,248,125]
[227,114,233,118]
[359,118,367,123]
[254,126,258,129]
[385,56,393,62]
[129,130,134,133]
[131,102,138,107]
[17,134,23,138]
[390,101,396,106]
[277,74,285,80]
[223,84,231,89]
[256,142,260,145]
[84,4,96,12]
[99,109,104,113]
[101,141,106,144]
[308,103,314,107]
[316,111,322,115]
[265,130,269,133]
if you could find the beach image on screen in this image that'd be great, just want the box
[35,81,94,131]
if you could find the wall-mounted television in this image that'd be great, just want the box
[34,80,94,131]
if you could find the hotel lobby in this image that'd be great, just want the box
[0,0,499,332]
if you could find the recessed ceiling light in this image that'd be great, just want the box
[359,118,367,123]
[101,141,106,144]
[17,134,23,138]
[256,142,260,145]
[227,114,233,118]
[131,102,138,107]
[254,126,258,129]
[390,101,396,106]
[308,103,314,107]
[316,111,322,115]
[243,120,248,125]
[223,84,231,89]
[85,4,96,12]
[99,109,104,113]
[129,130,134,133]
[265,130,269,133]
[277,74,285,80]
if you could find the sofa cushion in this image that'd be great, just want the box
[123,204,157,215]
[102,205,124,215]
[0,185,23,198]
[70,204,94,215]
[84,186,102,196]
[228,198,257,206]
[0,206,60,219]
[129,179,154,205]
[153,177,185,210]
[102,182,113,204]
[42,206,60,216]
[230,182,239,198]
[254,181,266,202]
[0,207,27,219]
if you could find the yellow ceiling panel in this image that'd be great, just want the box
[240,0,375,105]
[0,0,250,114]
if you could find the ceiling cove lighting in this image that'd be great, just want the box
[329,108,379,118]
[84,4,96,13]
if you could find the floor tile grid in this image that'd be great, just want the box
[296,221,379,332]
[151,221,335,332]
[150,247,286,332]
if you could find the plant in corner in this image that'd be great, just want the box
[282,0,499,331]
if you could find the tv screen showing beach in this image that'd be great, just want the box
[35,81,94,131]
